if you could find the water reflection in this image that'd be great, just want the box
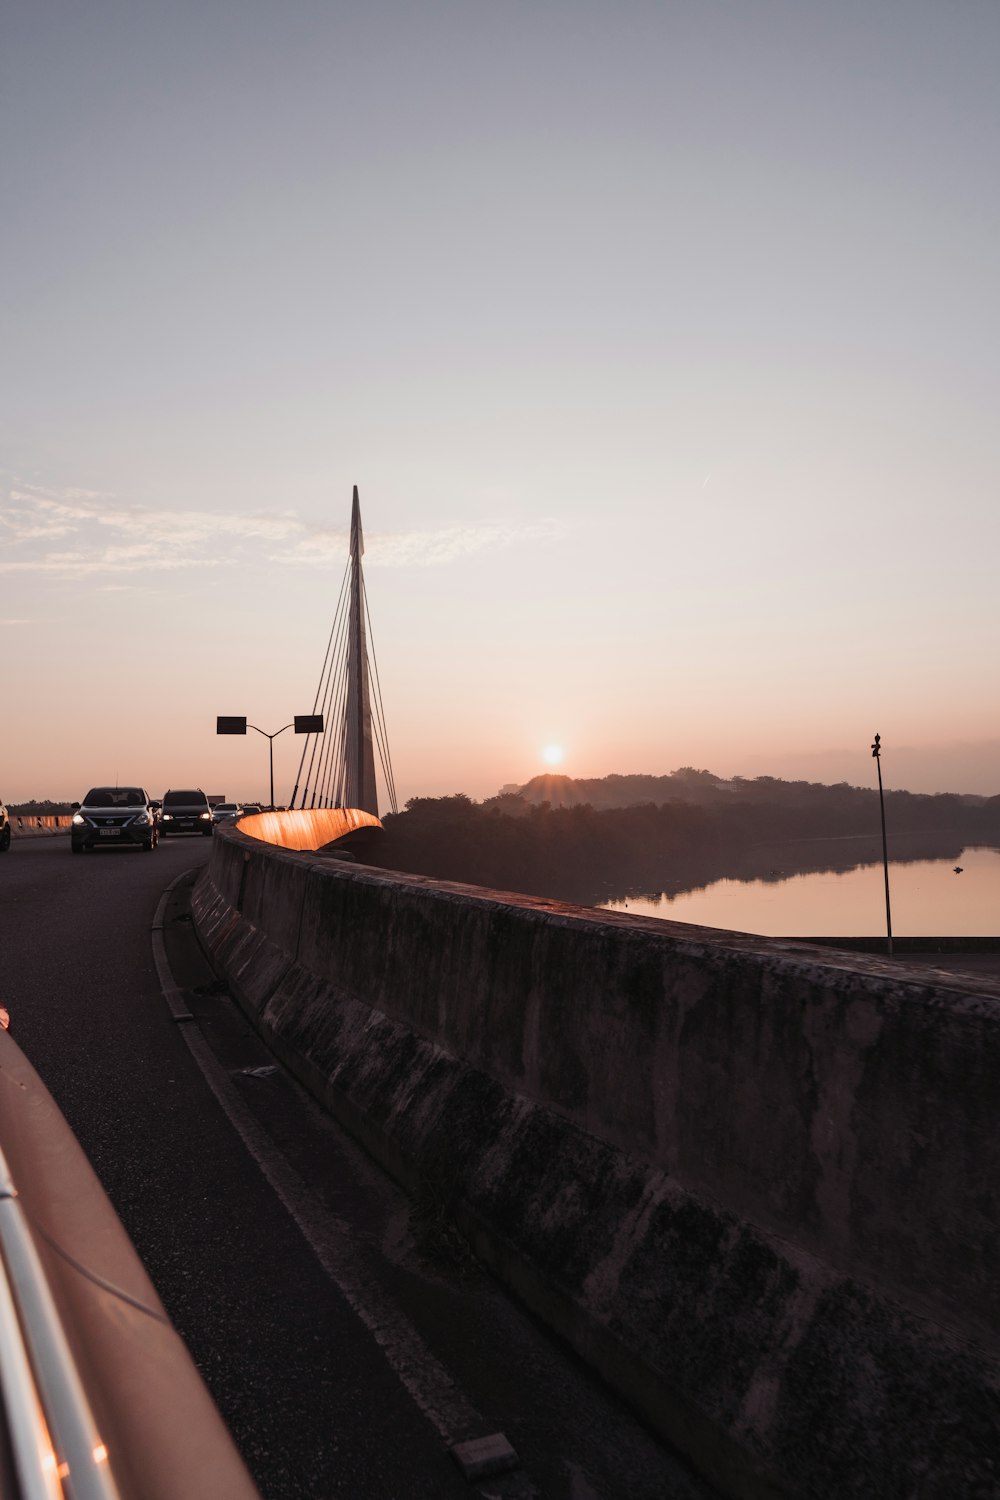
[598,839,1000,937]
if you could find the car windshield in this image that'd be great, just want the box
[85,788,145,808]
[163,791,206,807]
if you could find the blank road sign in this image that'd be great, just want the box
[294,714,324,734]
[216,716,248,735]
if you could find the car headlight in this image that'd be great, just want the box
[200,811,211,820]
[162,813,173,820]
[134,811,149,825]
[72,813,85,825]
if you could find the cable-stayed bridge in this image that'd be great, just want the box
[291,487,398,817]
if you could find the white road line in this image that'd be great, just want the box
[150,874,486,1450]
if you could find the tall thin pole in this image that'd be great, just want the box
[871,733,893,957]
[248,724,292,808]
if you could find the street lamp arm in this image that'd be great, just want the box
[247,724,294,742]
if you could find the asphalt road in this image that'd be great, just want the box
[0,836,718,1500]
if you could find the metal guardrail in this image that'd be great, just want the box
[0,1148,119,1500]
[0,1025,260,1500]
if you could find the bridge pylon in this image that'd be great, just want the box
[290,487,397,816]
[344,487,379,815]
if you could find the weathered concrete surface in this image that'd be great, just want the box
[194,820,1000,1500]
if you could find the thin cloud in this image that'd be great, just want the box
[0,549,223,576]
[2,484,304,575]
[10,487,302,546]
[0,618,32,625]
[2,483,569,577]
[1,499,77,541]
[276,518,569,568]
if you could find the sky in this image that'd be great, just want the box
[2,0,998,808]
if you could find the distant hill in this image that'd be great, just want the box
[514,768,992,822]
[516,769,737,810]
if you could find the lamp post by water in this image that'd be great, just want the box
[871,733,893,957]
[217,715,324,808]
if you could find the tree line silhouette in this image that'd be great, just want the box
[371,772,1000,906]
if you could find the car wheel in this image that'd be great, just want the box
[71,842,83,854]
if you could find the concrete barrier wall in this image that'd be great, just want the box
[194,819,1000,1500]
[236,806,381,850]
[10,814,74,838]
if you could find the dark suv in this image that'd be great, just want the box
[0,798,10,853]
[160,788,214,836]
[71,787,158,853]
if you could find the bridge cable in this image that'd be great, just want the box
[323,675,348,806]
[298,587,342,807]
[317,626,350,807]
[291,559,350,807]
[364,586,396,814]
[363,579,399,815]
[310,574,352,806]
[299,561,349,807]
[321,600,353,805]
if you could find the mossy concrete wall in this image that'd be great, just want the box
[193,822,1000,1500]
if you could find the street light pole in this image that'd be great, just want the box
[248,724,292,809]
[216,715,324,809]
[871,733,893,958]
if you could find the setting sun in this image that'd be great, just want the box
[542,745,565,766]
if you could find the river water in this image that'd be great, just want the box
[600,844,1000,936]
